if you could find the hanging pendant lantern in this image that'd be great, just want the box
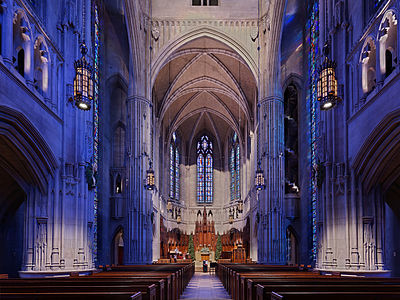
[176,209,182,224]
[145,160,155,190]
[255,160,266,191]
[73,43,93,110]
[317,43,339,111]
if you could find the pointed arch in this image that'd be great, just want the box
[151,26,258,88]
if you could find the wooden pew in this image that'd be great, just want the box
[1,280,157,299]
[248,277,400,300]
[266,289,400,300]
[0,291,143,299]
[255,283,400,299]
[0,263,193,300]
[90,273,171,298]
[217,263,400,300]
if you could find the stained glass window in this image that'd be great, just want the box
[197,135,213,203]
[92,2,100,263]
[230,133,240,202]
[230,148,235,201]
[175,147,180,201]
[169,144,174,199]
[169,133,180,201]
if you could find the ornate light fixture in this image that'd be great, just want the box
[73,43,94,110]
[229,208,234,224]
[317,42,339,111]
[145,160,155,190]
[255,160,266,191]
[176,209,181,224]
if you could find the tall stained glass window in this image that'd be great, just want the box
[197,135,213,203]
[92,2,100,263]
[169,132,180,201]
[230,133,240,201]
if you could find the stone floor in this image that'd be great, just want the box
[180,272,232,300]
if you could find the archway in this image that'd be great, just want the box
[152,35,257,262]
[0,165,25,277]
[353,109,400,275]
[112,228,124,265]
[0,107,57,276]
[286,226,299,266]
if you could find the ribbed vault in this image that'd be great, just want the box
[153,37,257,157]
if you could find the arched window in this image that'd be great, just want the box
[13,12,31,79]
[197,135,213,203]
[33,39,49,96]
[361,41,376,94]
[115,174,122,194]
[284,84,299,194]
[169,132,180,201]
[230,133,240,202]
[379,12,397,78]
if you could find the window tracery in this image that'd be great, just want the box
[170,132,180,201]
[197,135,213,204]
[230,132,240,202]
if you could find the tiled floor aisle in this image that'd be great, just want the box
[180,272,232,300]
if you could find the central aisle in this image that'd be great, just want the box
[180,272,232,300]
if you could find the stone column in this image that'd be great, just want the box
[256,0,287,265]
[125,95,153,264]
[349,170,360,269]
[2,0,13,67]
[258,96,286,264]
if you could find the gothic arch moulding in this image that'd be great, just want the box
[282,73,304,95]
[353,108,400,193]
[0,106,58,193]
[151,26,259,88]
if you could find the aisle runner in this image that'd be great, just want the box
[180,272,231,300]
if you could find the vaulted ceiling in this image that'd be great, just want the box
[153,37,257,156]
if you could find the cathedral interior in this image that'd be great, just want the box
[1,0,400,292]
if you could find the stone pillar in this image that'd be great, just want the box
[256,0,287,265]
[349,170,360,269]
[125,95,153,264]
[2,0,13,67]
[258,96,286,264]
[51,168,61,269]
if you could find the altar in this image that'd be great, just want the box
[195,246,214,262]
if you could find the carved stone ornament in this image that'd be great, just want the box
[250,27,259,42]
[151,24,160,41]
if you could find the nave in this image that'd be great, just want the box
[2,262,400,299]
[180,272,231,300]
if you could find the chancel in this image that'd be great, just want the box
[1,0,400,299]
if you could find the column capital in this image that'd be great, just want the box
[127,95,152,107]
[259,96,283,106]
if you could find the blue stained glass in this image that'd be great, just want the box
[170,144,174,199]
[230,148,235,201]
[236,144,240,200]
[197,135,213,203]
[175,148,179,201]
[93,3,100,263]
[230,135,240,202]
[205,154,213,203]
[197,154,204,202]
